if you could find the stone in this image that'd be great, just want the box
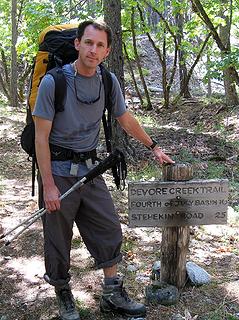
[127,264,138,272]
[151,260,161,281]
[145,282,179,306]
[186,261,211,285]
[171,314,184,320]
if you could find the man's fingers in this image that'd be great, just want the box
[45,200,61,212]
[163,155,175,164]
[153,148,175,164]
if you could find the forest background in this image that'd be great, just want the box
[0,0,239,320]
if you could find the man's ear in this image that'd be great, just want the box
[104,47,111,59]
[74,38,80,51]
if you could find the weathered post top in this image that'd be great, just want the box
[162,163,193,181]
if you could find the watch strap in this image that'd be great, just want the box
[147,138,158,150]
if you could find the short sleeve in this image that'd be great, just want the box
[32,74,56,121]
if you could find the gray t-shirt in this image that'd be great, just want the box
[33,64,127,177]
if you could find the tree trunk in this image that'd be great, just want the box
[222,67,239,106]
[11,0,18,108]
[219,0,239,106]
[191,0,239,106]
[103,0,129,153]
[206,54,212,97]
[175,12,191,98]
[0,49,11,101]
[103,0,124,92]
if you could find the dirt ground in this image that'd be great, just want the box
[0,101,238,320]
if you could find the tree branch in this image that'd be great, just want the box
[0,71,11,101]
[17,0,25,34]
[173,32,212,104]
[0,47,10,88]
[141,0,178,43]
[131,6,152,109]
[123,42,144,107]
[190,0,228,52]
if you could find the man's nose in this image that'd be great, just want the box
[90,44,97,54]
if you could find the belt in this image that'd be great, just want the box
[50,144,97,162]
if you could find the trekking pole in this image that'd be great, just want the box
[0,149,125,252]
[0,207,45,241]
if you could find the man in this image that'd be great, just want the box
[33,20,174,320]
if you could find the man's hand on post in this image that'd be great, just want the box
[152,146,175,165]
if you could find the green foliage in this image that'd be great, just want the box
[194,122,206,134]
[75,300,94,319]
[234,205,239,214]
[0,0,11,47]
[205,49,239,82]
[1,0,239,105]
[174,147,198,164]
[0,0,104,104]
[229,180,239,206]
[204,162,226,179]
[134,113,157,128]
[142,67,150,77]
[128,162,162,181]
[72,236,83,249]
[201,311,239,320]
[121,233,137,253]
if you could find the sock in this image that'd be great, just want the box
[55,283,70,292]
[104,276,121,285]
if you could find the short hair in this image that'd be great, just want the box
[76,20,112,48]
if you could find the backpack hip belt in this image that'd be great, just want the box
[50,144,97,163]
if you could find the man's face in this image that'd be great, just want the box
[75,25,110,70]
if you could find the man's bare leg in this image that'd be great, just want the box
[103,264,117,278]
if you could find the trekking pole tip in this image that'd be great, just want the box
[0,241,10,253]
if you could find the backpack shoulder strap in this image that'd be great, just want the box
[100,64,113,153]
[47,66,67,112]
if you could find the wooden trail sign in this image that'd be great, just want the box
[128,179,228,227]
[128,163,229,288]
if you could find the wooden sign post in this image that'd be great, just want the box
[128,164,229,288]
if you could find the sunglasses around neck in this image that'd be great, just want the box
[74,76,102,105]
[73,60,102,105]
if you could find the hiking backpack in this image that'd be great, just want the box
[20,23,126,196]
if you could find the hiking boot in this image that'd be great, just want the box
[55,286,80,320]
[100,278,146,318]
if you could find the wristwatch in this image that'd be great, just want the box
[147,139,158,150]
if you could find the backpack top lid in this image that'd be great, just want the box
[38,24,79,66]
[38,24,78,44]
